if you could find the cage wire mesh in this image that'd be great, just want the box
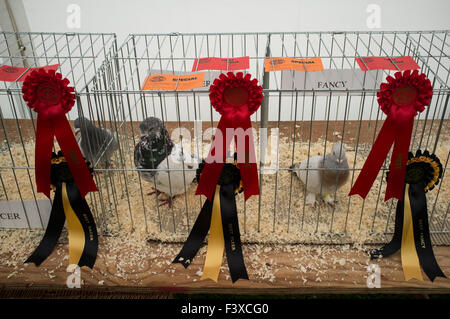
[0,31,118,232]
[1,31,449,246]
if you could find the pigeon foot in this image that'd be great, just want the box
[148,189,162,196]
[159,197,173,208]
[323,194,335,206]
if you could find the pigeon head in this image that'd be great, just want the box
[74,116,94,134]
[139,117,174,154]
[322,142,348,172]
[331,142,347,164]
[321,142,350,188]
[139,117,166,136]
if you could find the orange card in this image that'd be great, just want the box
[265,57,324,72]
[142,73,205,91]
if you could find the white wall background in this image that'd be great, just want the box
[21,0,450,44]
[1,1,449,122]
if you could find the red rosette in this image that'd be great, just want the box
[22,69,75,119]
[197,72,263,201]
[21,69,97,199]
[349,70,433,201]
[377,70,432,124]
[209,72,263,118]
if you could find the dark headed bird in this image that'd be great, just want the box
[74,116,119,168]
[134,117,199,207]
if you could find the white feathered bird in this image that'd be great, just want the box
[134,117,199,207]
[292,142,350,206]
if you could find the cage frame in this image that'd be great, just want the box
[1,30,448,246]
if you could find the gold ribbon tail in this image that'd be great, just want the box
[201,186,224,282]
[401,184,423,281]
[62,182,86,266]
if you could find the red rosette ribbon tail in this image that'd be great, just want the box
[196,72,263,201]
[22,69,98,198]
[349,70,433,201]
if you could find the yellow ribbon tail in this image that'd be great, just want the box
[62,182,86,266]
[201,186,224,282]
[401,184,423,282]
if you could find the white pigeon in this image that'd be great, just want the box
[292,142,350,206]
[134,117,199,207]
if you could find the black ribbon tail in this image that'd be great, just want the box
[66,182,98,269]
[173,197,213,268]
[25,187,66,266]
[409,182,446,281]
[220,184,249,283]
[370,190,404,260]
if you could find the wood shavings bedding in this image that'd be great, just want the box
[0,129,448,247]
[94,136,449,246]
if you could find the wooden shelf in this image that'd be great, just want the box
[1,242,449,296]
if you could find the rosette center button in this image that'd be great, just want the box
[37,84,61,105]
[393,85,417,106]
[224,87,248,106]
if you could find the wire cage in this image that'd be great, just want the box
[0,31,118,231]
[4,31,449,247]
[85,31,450,245]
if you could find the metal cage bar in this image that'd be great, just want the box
[0,31,117,232]
[1,31,449,246]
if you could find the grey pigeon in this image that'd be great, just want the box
[134,117,199,207]
[292,142,350,206]
[74,116,119,168]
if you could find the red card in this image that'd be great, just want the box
[356,56,419,71]
[0,65,28,82]
[192,56,249,71]
[17,64,60,81]
[0,64,60,82]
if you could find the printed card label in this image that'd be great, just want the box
[265,57,324,72]
[0,64,59,82]
[281,69,383,95]
[0,200,51,229]
[144,69,220,91]
[192,56,249,71]
[356,56,420,71]
[0,65,28,81]
[142,72,205,91]
[18,64,60,81]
